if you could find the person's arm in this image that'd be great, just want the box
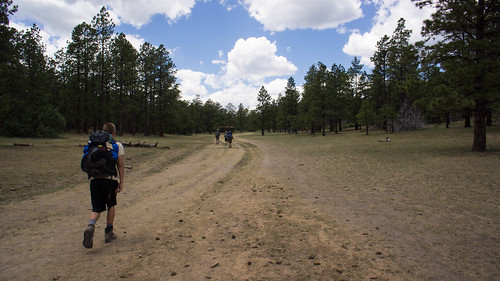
[116,155,124,193]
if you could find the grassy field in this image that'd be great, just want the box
[0,123,498,204]
[0,133,212,203]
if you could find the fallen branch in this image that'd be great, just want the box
[77,141,169,149]
[14,143,32,147]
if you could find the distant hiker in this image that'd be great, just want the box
[227,130,234,148]
[224,131,228,145]
[81,122,125,249]
[215,130,220,145]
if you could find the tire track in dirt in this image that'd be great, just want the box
[0,136,394,281]
[119,137,358,281]
[0,142,245,280]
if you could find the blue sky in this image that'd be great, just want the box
[10,0,433,108]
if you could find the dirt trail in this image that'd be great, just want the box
[0,136,498,281]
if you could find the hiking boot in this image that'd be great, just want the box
[104,227,117,243]
[83,224,95,249]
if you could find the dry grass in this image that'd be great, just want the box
[0,133,212,203]
[0,124,498,205]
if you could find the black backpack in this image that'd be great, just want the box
[81,130,119,178]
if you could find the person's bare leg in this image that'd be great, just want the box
[106,206,115,224]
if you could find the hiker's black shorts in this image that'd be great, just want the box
[90,178,118,213]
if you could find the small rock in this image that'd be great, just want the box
[211,262,219,268]
[247,261,252,265]
[155,237,160,240]
[171,272,177,276]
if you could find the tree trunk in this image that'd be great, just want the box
[486,109,492,126]
[445,111,450,128]
[464,110,471,127]
[322,115,326,136]
[472,101,487,152]
[472,0,487,152]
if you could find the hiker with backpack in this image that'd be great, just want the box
[81,123,125,249]
[227,130,234,148]
[215,129,220,145]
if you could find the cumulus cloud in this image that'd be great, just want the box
[342,0,434,67]
[241,0,363,31]
[108,0,195,28]
[177,69,210,101]
[124,33,146,51]
[225,37,297,84]
[11,0,106,56]
[10,0,197,56]
[177,36,296,108]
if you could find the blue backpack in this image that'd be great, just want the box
[81,130,119,178]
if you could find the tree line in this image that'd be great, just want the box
[0,1,498,151]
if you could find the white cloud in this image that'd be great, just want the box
[177,69,210,101]
[179,35,296,108]
[208,78,289,108]
[108,0,195,28]
[124,33,145,51]
[210,83,260,108]
[225,37,297,84]
[264,78,288,99]
[343,0,434,67]
[241,0,363,31]
[10,0,197,56]
[178,36,295,108]
[11,0,106,56]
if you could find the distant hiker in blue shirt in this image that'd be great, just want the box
[227,130,234,148]
[215,130,220,145]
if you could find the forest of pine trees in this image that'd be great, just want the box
[0,1,498,151]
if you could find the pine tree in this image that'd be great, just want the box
[414,0,500,151]
[256,86,272,135]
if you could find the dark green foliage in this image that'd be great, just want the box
[1,1,497,143]
[414,0,500,151]
[256,86,272,135]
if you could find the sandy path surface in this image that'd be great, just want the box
[0,136,498,280]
